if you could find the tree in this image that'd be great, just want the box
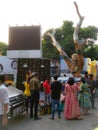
[0,42,8,55]
[82,26,98,60]
[42,21,75,60]
[84,44,98,60]
[42,20,98,60]
[42,29,59,59]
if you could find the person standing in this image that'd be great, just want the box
[43,77,51,102]
[50,74,62,120]
[64,77,82,120]
[24,70,33,115]
[88,74,96,109]
[29,72,41,120]
[0,75,9,130]
[84,71,89,82]
[23,78,32,114]
[78,77,91,115]
[95,75,98,100]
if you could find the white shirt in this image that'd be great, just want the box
[0,84,9,115]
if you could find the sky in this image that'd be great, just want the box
[0,0,98,44]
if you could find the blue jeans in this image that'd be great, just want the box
[51,99,61,118]
[45,94,51,102]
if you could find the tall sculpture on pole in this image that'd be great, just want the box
[47,1,87,77]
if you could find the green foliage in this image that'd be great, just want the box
[42,31,59,59]
[0,42,8,55]
[42,20,98,61]
[84,44,98,60]
[80,26,97,39]
[42,21,75,60]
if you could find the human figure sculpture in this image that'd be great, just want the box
[47,1,87,77]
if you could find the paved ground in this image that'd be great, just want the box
[8,92,98,130]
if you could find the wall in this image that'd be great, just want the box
[16,58,50,91]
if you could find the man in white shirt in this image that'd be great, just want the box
[0,75,9,130]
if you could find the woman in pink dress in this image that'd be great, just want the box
[64,77,82,119]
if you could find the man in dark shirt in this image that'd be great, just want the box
[50,74,62,120]
[29,72,41,120]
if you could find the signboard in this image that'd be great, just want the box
[7,25,42,58]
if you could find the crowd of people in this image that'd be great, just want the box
[63,72,97,120]
[0,68,98,130]
[23,70,98,121]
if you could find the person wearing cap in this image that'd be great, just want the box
[29,72,41,120]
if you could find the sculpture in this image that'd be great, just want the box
[47,2,87,77]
